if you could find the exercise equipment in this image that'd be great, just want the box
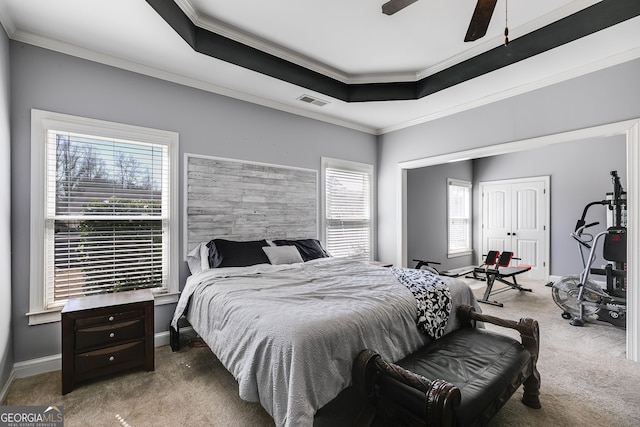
[412,258,441,275]
[552,171,627,327]
[471,251,532,307]
[413,258,476,277]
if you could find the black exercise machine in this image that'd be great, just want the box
[551,170,627,327]
[412,258,441,275]
[470,251,533,307]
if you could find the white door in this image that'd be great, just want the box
[482,183,510,254]
[481,177,549,280]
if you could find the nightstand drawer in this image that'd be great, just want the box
[75,319,144,351]
[75,309,144,328]
[75,340,145,379]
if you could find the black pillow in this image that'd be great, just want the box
[207,239,271,268]
[272,239,329,262]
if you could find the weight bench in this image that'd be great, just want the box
[439,266,475,278]
[412,258,475,278]
[470,251,533,307]
[352,304,541,426]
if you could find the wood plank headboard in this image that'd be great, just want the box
[184,154,318,258]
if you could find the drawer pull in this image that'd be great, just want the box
[109,356,115,362]
[109,332,115,338]
[108,316,115,322]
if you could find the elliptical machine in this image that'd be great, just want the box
[552,171,627,327]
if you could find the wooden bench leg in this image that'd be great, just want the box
[519,317,541,409]
[521,370,542,409]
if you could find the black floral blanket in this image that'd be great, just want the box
[391,267,452,339]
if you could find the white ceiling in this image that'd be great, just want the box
[1,0,639,134]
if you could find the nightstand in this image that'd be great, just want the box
[61,289,155,394]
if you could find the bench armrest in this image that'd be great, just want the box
[457,304,540,364]
[353,349,461,427]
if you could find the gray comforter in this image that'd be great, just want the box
[171,258,478,427]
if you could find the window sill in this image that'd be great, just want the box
[447,251,472,259]
[26,309,61,326]
[153,291,179,305]
[27,291,180,326]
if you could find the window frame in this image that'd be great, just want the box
[28,109,179,325]
[447,178,472,258]
[321,157,374,261]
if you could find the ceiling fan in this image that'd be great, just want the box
[382,0,499,42]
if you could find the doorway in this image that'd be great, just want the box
[396,118,640,362]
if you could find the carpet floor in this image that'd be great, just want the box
[470,278,639,427]
[4,278,640,426]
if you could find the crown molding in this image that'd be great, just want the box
[380,43,640,135]
[147,0,640,103]
[174,0,351,83]
[0,2,17,37]
[176,0,603,85]
[174,0,420,84]
[5,0,635,136]
[10,17,639,136]
[10,29,377,135]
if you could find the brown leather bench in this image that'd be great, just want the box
[352,305,541,426]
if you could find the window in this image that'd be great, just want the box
[447,178,472,256]
[322,158,373,261]
[29,110,179,325]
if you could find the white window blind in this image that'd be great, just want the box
[45,130,169,308]
[324,160,372,261]
[448,178,472,255]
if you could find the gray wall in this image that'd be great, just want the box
[405,134,626,277]
[9,42,377,363]
[378,58,640,265]
[407,160,474,272]
[473,136,626,277]
[0,27,13,391]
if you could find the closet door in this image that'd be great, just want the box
[481,177,549,280]
[511,181,547,279]
[482,183,511,254]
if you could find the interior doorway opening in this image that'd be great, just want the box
[396,119,640,362]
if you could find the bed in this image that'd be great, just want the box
[171,239,479,427]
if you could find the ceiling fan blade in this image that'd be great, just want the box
[382,0,419,16]
[464,0,498,42]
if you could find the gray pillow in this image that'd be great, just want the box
[272,238,330,261]
[262,246,304,265]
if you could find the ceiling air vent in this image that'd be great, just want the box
[297,94,329,107]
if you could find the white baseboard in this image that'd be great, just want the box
[0,354,61,404]
[549,275,562,283]
[1,329,193,403]
[154,329,172,348]
[13,353,61,380]
[0,369,15,404]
